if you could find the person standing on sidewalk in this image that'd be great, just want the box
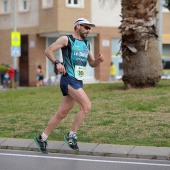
[36,65,44,87]
[108,62,117,83]
[7,65,15,88]
[34,18,104,153]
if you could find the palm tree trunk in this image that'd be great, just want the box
[119,0,163,89]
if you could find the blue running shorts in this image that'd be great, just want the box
[60,74,83,96]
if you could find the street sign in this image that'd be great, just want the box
[11,31,21,57]
[11,32,21,46]
[11,46,21,57]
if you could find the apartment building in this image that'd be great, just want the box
[0,0,169,86]
[0,0,121,86]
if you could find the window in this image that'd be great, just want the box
[19,0,29,12]
[23,0,27,10]
[68,0,78,5]
[42,0,53,9]
[0,0,10,14]
[162,60,170,69]
[66,0,84,8]
[119,63,123,70]
[112,38,121,56]
[4,0,8,12]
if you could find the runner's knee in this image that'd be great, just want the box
[81,102,91,116]
[56,111,68,120]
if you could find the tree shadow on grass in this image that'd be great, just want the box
[106,83,125,91]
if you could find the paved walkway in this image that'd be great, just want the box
[0,138,170,160]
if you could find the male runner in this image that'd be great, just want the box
[34,18,104,153]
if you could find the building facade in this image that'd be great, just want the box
[0,0,169,86]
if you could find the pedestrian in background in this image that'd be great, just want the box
[108,62,117,83]
[3,72,10,88]
[7,65,15,88]
[36,65,44,86]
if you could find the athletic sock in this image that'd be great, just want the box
[69,131,76,137]
[41,132,48,141]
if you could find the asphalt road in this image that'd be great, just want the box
[0,150,170,170]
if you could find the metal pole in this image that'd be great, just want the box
[12,0,19,88]
[12,0,17,69]
[158,0,162,56]
[12,0,16,32]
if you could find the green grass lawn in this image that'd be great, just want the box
[0,80,170,147]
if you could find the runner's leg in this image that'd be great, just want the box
[67,85,91,132]
[43,95,75,136]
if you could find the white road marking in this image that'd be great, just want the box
[0,153,169,167]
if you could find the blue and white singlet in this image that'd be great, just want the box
[61,35,90,80]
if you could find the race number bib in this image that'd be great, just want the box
[75,65,86,80]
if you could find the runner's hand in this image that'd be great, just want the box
[97,53,104,63]
[56,63,66,75]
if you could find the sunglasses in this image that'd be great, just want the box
[80,24,91,30]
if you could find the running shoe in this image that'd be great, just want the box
[34,135,48,154]
[64,133,79,151]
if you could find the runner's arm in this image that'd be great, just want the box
[88,43,104,67]
[45,36,68,63]
[45,36,68,74]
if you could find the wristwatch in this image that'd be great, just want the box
[54,60,60,65]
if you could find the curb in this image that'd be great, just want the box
[0,138,170,160]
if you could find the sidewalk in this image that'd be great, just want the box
[0,138,170,160]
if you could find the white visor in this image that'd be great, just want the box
[74,18,95,27]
